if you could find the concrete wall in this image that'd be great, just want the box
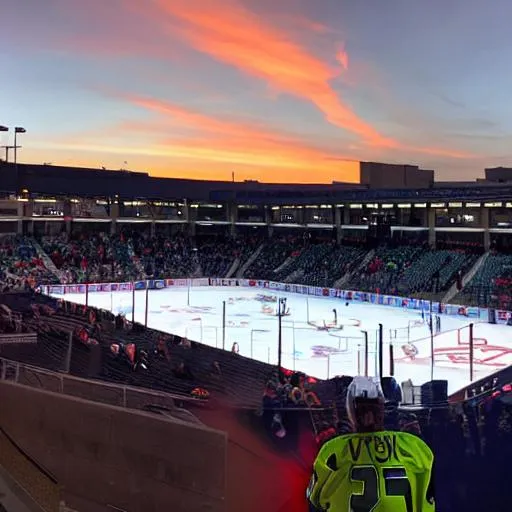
[0,381,226,512]
[11,362,186,412]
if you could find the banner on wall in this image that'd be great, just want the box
[165,278,189,287]
[209,278,244,287]
[43,276,509,325]
[153,279,166,289]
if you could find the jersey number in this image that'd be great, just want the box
[350,466,413,512]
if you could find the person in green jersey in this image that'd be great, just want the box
[307,376,435,512]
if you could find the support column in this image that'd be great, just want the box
[296,207,305,226]
[185,203,196,238]
[110,201,119,235]
[265,206,273,238]
[334,206,342,244]
[343,206,350,225]
[63,200,72,235]
[17,199,24,235]
[481,206,490,251]
[228,202,237,237]
[25,200,34,235]
[427,206,436,248]
[340,206,350,241]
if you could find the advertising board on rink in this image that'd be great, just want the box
[41,276,509,325]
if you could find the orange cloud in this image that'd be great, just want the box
[126,95,361,179]
[149,0,473,161]
[37,137,362,183]
[336,46,349,71]
[52,94,362,183]
[409,145,474,159]
[151,0,396,148]
[48,0,474,163]
[280,14,338,35]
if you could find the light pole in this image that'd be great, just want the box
[0,145,16,162]
[13,126,26,165]
[3,126,27,195]
[0,125,10,162]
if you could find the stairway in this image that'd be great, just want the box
[126,241,146,279]
[31,239,65,282]
[236,243,265,277]
[191,263,203,278]
[334,249,374,289]
[284,269,303,283]
[441,252,489,304]
[225,257,240,278]
[273,256,293,274]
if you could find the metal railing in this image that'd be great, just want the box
[0,357,203,420]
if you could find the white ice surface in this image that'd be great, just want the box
[53,287,512,395]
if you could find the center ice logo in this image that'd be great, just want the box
[434,345,512,367]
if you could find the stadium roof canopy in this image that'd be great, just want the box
[2,162,512,204]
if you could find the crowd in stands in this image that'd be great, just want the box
[39,232,261,284]
[347,244,423,294]
[40,232,142,284]
[301,245,366,287]
[456,252,512,309]
[243,236,302,280]
[0,235,59,292]
[348,244,479,298]
[1,231,512,309]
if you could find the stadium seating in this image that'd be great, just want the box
[0,291,270,406]
[347,245,424,293]
[347,245,478,297]
[456,252,512,307]
[133,232,196,278]
[0,235,59,291]
[297,244,366,287]
[272,242,333,282]
[243,237,300,280]
[196,236,257,278]
[396,249,478,296]
[0,234,502,308]
[40,232,142,283]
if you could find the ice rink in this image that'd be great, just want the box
[53,286,512,394]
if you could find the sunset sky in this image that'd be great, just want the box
[1,0,512,183]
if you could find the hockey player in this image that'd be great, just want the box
[307,376,435,511]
